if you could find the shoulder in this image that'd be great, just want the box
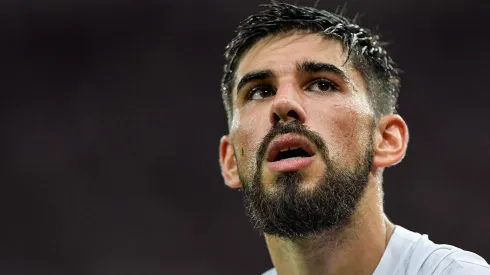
[391,226,490,275]
[262,268,277,275]
[427,248,490,274]
[263,226,490,275]
[438,257,490,274]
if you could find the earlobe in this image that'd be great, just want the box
[372,115,409,168]
[219,135,242,189]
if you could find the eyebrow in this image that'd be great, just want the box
[235,61,350,94]
[296,61,349,83]
[236,70,273,92]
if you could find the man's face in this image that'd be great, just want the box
[227,32,376,238]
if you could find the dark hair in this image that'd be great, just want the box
[220,1,401,126]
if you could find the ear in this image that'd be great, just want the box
[373,114,409,168]
[219,135,242,189]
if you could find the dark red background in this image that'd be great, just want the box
[1,0,489,274]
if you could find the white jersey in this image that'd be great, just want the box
[263,225,490,275]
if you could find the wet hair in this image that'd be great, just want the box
[220,1,401,126]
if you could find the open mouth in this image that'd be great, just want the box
[266,134,316,172]
[275,147,312,161]
[267,134,315,162]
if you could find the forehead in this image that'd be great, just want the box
[235,33,350,86]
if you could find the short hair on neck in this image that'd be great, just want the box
[220,1,401,127]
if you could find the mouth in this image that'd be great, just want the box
[266,134,316,172]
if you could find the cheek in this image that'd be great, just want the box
[320,105,371,163]
[231,110,268,167]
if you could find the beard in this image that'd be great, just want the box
[238,121,373,239]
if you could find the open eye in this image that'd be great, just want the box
[307,79,339,92]
[247,85,276,100]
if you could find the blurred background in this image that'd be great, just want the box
[1,0,489,274]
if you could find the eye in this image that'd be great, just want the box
[306,79,339,92]
[247,85,276,100]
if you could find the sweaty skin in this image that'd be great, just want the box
[219,32,409,275]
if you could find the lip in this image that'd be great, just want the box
[266,156,315,172]
[265,133,316,172]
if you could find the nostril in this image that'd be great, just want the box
[287,110,299,120]
[272,113,280,124]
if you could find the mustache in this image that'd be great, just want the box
[256,121,328,167]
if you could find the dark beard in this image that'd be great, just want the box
[240,121,373,239]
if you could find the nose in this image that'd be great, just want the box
[269,84,307,126]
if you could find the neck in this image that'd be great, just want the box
[264,179,395,275]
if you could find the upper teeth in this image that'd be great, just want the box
[279,146,299,152]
